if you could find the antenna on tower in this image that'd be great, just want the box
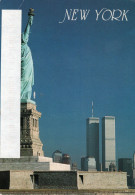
[92,101,93,117]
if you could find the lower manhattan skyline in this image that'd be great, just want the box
[0,0,135,167]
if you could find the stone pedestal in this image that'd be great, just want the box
[21,102,44,157]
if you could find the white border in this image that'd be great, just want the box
[1,10,22,158]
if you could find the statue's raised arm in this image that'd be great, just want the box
[22,9,34,44]
[21,9,35,102]
[22,16,33,43]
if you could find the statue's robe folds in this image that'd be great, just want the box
[21,16,34,100]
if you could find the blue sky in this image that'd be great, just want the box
[0,0,135,167]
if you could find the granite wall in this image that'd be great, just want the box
[9,170,33,189]
[33,171,127,190]
[77,171,127,190]
[0,170,128,190]
[34,171,77,189]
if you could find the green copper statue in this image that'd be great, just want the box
[21,9,34,102]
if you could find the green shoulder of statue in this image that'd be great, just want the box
[21,9,35,103]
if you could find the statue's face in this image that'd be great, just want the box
[21,33,28,44]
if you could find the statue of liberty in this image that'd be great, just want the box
[21,8,34,102]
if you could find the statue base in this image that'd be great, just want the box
[0,156,71,171]
[21,101,44,157]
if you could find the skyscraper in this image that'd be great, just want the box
[52,150,62,163]
[133,153,135,186]
[86,117,99,170]
[102,116,116,171]
[118,158,133,186]
[81,156,96,171]
[62,154,71,164]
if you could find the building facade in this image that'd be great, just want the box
[52,150,62,163]
[133,153,135,186]
[133,153,135,169]
[81,156,96,171]
[102,116,116,171]
[118,158,133,186]
[71,163,77,171]
[86,117,99,170]
[62,154,71,165]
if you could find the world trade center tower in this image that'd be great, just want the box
[86,117,99,171]
[102,116,116,171]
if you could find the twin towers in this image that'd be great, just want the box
[86,108,116,171]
